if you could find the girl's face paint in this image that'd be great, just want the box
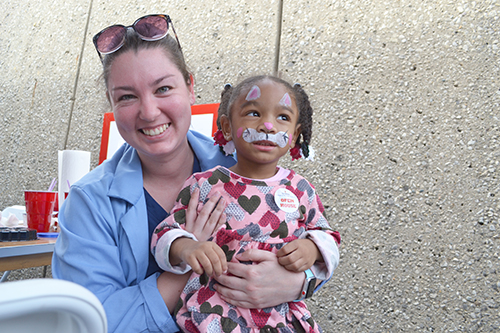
[224,79,302,175]
[279,93,292,107]
[237,127,245,138]
[240,127,290,148]
[246,85,261,101]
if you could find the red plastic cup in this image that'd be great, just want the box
[24,191,57,233]
[54,192,69,212]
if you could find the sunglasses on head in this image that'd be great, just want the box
[93,14,181,61]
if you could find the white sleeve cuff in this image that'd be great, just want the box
[154,229,198,274]
[300,230,340,280]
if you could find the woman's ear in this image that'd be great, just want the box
[188,74,196,105]
[220,115,232,141]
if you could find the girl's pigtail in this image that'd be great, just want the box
[292,83,314,160]
[214,84,235,155]
[216,83,233,129]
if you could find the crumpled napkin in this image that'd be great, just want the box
[0,214,22,227]
[1,205,27,228]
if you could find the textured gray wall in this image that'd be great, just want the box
[1,0,499,331]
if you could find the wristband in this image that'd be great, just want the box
[293,269,316,302]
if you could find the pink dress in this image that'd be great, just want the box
[151,166,341,333]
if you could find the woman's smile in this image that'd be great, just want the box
[141,123,170,136]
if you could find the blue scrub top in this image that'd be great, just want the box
[145,153,202,277]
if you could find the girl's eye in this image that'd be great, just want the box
[247,111,259,117]
[278,115,290,121]
[157,86,170,94]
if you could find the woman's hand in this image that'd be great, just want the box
[184,188,226,241]
[213,249,304,308]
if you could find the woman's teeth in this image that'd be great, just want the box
[142,124,169,136]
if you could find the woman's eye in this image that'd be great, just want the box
[118,94,135,101]
[157,86,170,94]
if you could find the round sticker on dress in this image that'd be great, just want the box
[274,188,299,213]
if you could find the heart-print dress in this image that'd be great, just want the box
[151,166,340,333]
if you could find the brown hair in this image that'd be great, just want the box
[101,29,192,88]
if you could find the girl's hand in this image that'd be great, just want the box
[175,238,228,276]
[214,249,304,308]
[276,238,321,272]
[184,188,226,241]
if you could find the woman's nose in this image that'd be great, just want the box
[139,97,160,121]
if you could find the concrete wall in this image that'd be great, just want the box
[1,0,499,331]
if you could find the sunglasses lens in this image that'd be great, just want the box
[96,26,127,54]
[134,16,169,40]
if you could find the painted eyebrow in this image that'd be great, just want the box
[239,100,260,109]
[239,100,295,114]
[275,102,297,116]
[279,105,295,114]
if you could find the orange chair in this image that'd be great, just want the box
[99,103,219,164]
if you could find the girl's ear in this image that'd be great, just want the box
[220,115,233,141]
[291,124,302,148]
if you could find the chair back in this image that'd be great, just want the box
[0,279,107,333]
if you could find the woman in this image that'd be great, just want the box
[52,15,308,332]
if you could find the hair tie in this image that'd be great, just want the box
[293,83,302,88]
[224,83,232,90]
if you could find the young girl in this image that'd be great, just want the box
[151,75,341,332]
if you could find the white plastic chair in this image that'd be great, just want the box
[0,279,107,333]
